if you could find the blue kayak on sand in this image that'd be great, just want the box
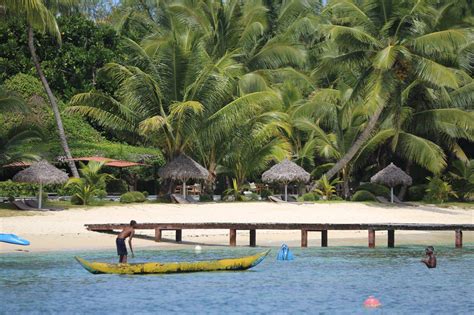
[0,234,30,246]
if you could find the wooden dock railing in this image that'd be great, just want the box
[85,223,473,248]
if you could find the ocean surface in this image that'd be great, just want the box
[1,245,473,314]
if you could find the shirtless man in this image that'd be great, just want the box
[116,220,137,263]
[421,246,437,268]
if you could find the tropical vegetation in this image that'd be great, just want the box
[0,0,472,204]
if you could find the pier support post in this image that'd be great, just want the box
[155,228,162,242]
[249,229,256,247]
[321,230,328,247]
[229,229,237,247]
[455,229,463,248]
[388,230,395,248]
[368,229,375,248]
[301,229,308,247]
[175,229,182,242]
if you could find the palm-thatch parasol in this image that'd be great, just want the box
[370,162,412,203]
[158,154,209,197]
[262,159,311,201]
[13,160,69,209]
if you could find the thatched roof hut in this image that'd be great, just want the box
[370,163,412,203]
[370,163,412,187]
[13,160,69,209]
[262,159,310,201]
[13,160,69,185]
[262,159,310,184]
[158,154,209,197]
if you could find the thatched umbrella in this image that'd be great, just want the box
[262,159,311,201]
[370,162,412,203]
[158,154,209,197]
[13,160,69,209]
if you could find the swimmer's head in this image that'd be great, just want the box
[425,246,434,254]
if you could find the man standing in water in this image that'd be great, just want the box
[116,220,137,263]
[421,246,437,268]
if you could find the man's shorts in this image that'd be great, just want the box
[116,238,127,256]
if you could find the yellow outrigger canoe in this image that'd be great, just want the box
[75,250,270,275]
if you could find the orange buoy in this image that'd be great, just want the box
[363,296,382,308]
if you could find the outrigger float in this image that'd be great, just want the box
[75,250,270,275]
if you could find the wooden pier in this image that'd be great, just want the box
[85,223,473,248]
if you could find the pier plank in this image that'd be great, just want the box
[85,222,473,248]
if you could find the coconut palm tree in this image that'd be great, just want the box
[0,126,43,167]
[0,87,42,166]
[316,0,473,181]
[0,0,80,177]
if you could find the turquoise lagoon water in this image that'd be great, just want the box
[1,246,473,314]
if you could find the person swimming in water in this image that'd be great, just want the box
[116,220,137,263]
[421,246,437,268]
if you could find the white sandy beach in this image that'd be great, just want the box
[1,202,473,253]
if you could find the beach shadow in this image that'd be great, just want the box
[364,201,461,215]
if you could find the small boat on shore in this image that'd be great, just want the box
[75,250,270,275]
[0,233,30,246]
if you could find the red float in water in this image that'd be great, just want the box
[364,296,382,308]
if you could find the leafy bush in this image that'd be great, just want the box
[120,191,146,203]
[298,193,320,201]
[106,179,128,194]
[142,191,149,198]
[0,180,100,199]
[314,175,342,200]
[424,177,457,203]
[260,189,273,199]
[407,185,427,201]
[247,193,260,201]
[199,194,213,202]
[0,180,39,197]
[356,183,390,197]
[66,161,113,205]
[351,190,377,201]
[71,195,83,205]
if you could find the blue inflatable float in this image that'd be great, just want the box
[277,244,294,260]
[0,233,30,246]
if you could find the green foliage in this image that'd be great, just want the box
[314,176,342,200]
[199,194,213,202]
[0,180,39,197]
[242,193,260,201]
[0,15,120,99]
[106,179,128,194]
[298,192,320,202]
[224,179,243,201]
[70,195,83,205]
[120,191,146,203]
[407,185,427,202]
[141,191,149,198]
[356,183,390,198]
[448,160,474,201]
[425,177,458,203]
[66,161,113,205]
[351,190,377,202]
[0,180,75,198]
[260,189,273,199]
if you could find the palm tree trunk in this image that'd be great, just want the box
[27,26,79,178]
[322,105,384,181]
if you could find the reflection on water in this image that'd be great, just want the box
[1,246,473,314]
